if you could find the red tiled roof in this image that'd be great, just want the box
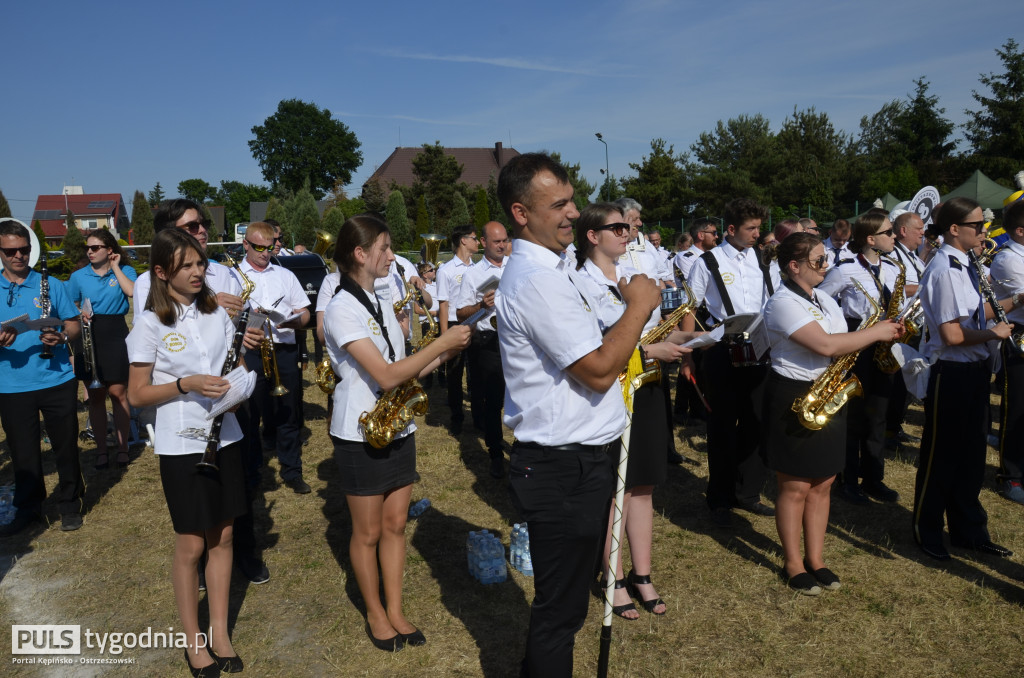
[31,193,126,238]
[366,142,520,191]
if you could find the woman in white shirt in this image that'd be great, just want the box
[763,232,902,595]
[575,203,690,619]
[323,214,470,652]
[127,228,262,676]
[414,261,441,388]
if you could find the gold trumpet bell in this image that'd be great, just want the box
[271,383,290,397]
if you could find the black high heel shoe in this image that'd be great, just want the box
[209,649,244,673]
[603,578,638,620]
[627,570,666,615]
[184,649,221,677]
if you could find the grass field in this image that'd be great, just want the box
[2,367,1024,677]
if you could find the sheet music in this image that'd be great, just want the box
[205,366,257,420]
[681,324,724,349]
[1,313,30,334]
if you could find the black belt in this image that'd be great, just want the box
[514,441,615,455]
[273,342,298,350]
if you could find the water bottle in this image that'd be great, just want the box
[408,498,430,517]
[522,524,533,577]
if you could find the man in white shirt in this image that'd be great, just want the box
[824,219,852,266]
[673,218,719,425]
[456,221,510,478]
[436,224,478,433]
[674,218,719,282]
[616,198,667,288]
[645,230,676,287]
[495,153,660,677]
[237,222,311,495]
[682,198,779,526]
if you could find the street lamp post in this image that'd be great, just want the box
[595,132,609,200]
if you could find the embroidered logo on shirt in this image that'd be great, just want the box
[109,278,117,287]
[367,318,381,336]
[33,296,43,309]
[455,274,464,285]
[607,290,623,306]
[721,272,735,285]
[162,332,187,352]
[808,305,824,321]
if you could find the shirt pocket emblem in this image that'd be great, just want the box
[162,332,187,352]
[109,278,117,287]
[809,306,824,321]
[367,318,381,336]
[721,272,735,285]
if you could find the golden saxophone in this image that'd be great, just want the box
[792,279,883,430]
[872,253,906,373]
[619,280,698,394]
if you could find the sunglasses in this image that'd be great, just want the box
[86,244,108,252]
[802,255,829,270]
[873,228,894,238]
[594,223,630,237]
[245,240,272,252]
[0,246,32,258]
[957,220,987,231]
[178,220,208,234]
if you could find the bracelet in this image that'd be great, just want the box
[1013,292,1023,308]
[175,378,187,395]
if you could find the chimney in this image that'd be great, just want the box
[495,141,503,167]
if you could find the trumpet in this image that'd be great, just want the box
[260,316,289,397]
[81,302,103,390]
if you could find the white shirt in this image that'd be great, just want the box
[324,285,414,442]
[819,254,899,322]
[620,239,662,281]
[126,304,242,456]
[673,245,703,281]
[652,245,674,282]
[316,271,342,314]
[417,280,439,323]
[496,239,626,446]
[991,240,1024,326]
[387,255,418,340]
[919,244,990,363]
[891,241,924,287]
[436,255,473,322]
[823,238,851,267]
[236,259,308,344]
[455,256,507,332]
[576,259,658,333]
[686,240,781,322]
[765,283,847,381]
[133,260,242,317]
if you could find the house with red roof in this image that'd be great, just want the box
[364,142,520,194]
[31,192,129,245]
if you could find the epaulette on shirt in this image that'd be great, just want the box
[837,258,855,265]
[683,252,694,258]
[948,255,963,271]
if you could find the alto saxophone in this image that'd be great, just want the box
[792,279,882,431]
[873,253,907,373]
[619,280,698,400]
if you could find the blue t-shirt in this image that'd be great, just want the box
[66,264,137,315]
[0,270,79,393]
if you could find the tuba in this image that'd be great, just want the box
[421,233,446,267]
[793,280,883,430]
[872,253,907,373]
[313,229,335,258]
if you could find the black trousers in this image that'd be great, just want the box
[509,442,614,678]
[885,368,910,435]
[674,348,706,417]
[844,348,893,486]
[701,344,769,509]
[0,379,83,515]
[467,332,505,456]
[913,360,991,548]
[998,343,1024,482]
[446,335,466,423]
[243,343,303,481]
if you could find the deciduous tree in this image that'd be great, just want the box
[215,180,272,228]
[177,178,215,204]
[385,189,411,249]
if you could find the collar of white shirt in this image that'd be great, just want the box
[512,238,569,274]
[719,239,747,261]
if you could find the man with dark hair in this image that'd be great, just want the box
[0,218,84,535]
[436,223,479,433]
[674,218,718,282]
[682,198,779,526]
[824,219,852,265]
[495,153,661,677]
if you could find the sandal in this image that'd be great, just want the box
[627,570,666,615]
[605,578,638,620]
[94,453,109,470]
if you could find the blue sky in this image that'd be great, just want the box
[1,0,1019,225]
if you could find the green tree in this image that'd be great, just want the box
[249,98,363,196]
[215,180,272,227]
[320,205,346,242]
[177,178,214,204]
[473,188,489,226]
[446,192,471,233]
[338,197,366,217]
[408,141,467,230]
[148,182,165,207]
[62,211,86,264]
[385,189,411,249]
[131,190,154,257]
[265,196,288,228]
[619,138,692,221]
[284,181,320,249]
[32,220,48,251]
[414,195,431,237]
[549,152,598,211]
[485,173,508,226]
[689,113,778,214]
[0,188,10,218]
[323,179,348,211]
[964,39,1024,181]
[362,178,387,214]
[773,107,852,221]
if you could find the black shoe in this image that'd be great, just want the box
[209,650,244,673]
[94,453,110,470]
[261,438,276,451]
[897,430,921,444]
[0,509,43,537]
[365,623,404,652]
[666,450,687,465]
[784,571,822,596]
[862,481,900,503]
[236,556,270,584]
[198,569,207,592]
[950,538,1014,558]
[60,513,83,532]
[803,560,841,590]
[285,477,311,494]
[709,507,732,527]
[184,649,221,677]
[837,483,870,506]
[626,570,666,615]
[489,456,504,479]
[919,543,952,561]
[448,418,463,436]
[603,578,638,620]
[398,628,426,646]
[737,501,775,517]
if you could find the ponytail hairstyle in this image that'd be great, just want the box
[574,202,625,269]
[146,228,217,326]
[931,196,981,238]
[777,232,821,280]
[333,214,389,275]
[849,211,889,253]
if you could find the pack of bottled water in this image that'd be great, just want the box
[0,484,15,526]
[510,523,534,577]
[466,530,507,584]
[408,498,431,517]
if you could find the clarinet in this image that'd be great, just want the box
[968,249,1024,358]
[38,258,54,359]
[194,310,250,470]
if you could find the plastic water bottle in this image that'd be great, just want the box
[0,485,14,526]
[511,524,521,570]
[408,498,430,517]
[521,524,533,577]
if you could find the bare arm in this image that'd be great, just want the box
[789,319,904,357]
[344,324,472,391]
[938,319,1012,347]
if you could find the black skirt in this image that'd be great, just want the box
[159,442,247,534]
[762,371,846,478]
[74,314,130,385]
[332,433,419,496]
[610,382,667,489]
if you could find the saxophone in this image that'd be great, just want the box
[872,253,907,373]
[619,280,697,399]
[792,279,882,431]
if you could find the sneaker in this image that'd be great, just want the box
[285,477,311,495]
[862,481,900,503]
[837,483,870,506]
[489,456,504,479]
[60,513,83,532]
[785,572,822,596]
[237,556,271,585]
[1001,480,1024,505]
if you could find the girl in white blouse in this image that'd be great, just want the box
[763,233,901,595]
[323,214,470,651]
[127,229,262,676]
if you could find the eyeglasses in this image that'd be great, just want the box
[178,220,208,234]
[594,223,630,237]
[802,255,829,270]
[957,220,987,231]
[6,284,18,307]
[85,245,108,252]
[273,236,283,243]
[0,246,32,258]
[873,228,894,238]
[702,229,718,236]
[244,240,272,252]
